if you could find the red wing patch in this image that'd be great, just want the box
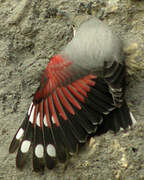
[9,55,135,171]
[9,55,117,171]
[33,55,73,102]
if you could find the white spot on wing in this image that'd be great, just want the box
[130,112,137,125]
[21,140,31,153]
[120,127,124,131]
[43,115,48,127]
[51,116,55,124]
[29,105,35,124]
[36,113,40,127]
[47,144,56,157]
[35,144,44,158]
[72,25,76,37]
[16,128,24,140]
[28,102,33,115]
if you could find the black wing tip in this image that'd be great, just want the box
[9,128,25,153]
[45,156,57,170]
[33,160,45,172]
[9,139,19,153]
[16,153,26,169]
[9,115,29,153]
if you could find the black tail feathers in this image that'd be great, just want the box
[96,101,136,135]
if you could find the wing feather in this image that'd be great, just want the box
[9,56,134,171]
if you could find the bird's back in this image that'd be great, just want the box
[62,18,124,75]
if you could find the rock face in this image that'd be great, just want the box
[0,0,144,179]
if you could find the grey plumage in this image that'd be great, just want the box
[61,18,124,75]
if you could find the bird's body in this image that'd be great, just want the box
[62,18,124,75]
[9,17,135,172]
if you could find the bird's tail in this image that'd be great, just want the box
[96,101,136,135]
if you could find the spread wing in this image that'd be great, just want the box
[9,55,134,172]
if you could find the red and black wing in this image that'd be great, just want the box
[9,55,134,171]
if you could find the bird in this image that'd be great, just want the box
[9,17,136,172]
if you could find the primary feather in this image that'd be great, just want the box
[9,17,136,172]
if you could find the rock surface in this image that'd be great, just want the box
[0,0,144,179]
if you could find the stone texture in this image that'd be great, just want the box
[0,0,144,179]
